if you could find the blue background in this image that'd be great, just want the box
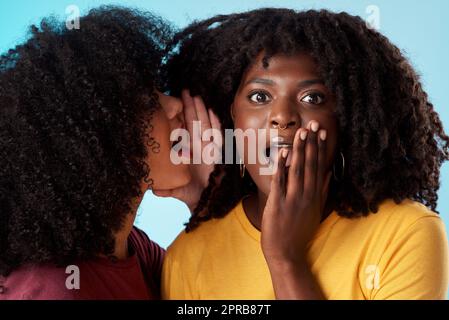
[1,0,448,251]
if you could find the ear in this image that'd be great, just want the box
[230,103,235,121]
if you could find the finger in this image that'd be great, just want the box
[303,120,319,201]
[273,148,288,199]
[315,129,328,196]
[193,95,211,133]
[181,89,198,137]
[209,109,223,148]
[209,109,221,131]
[288,128,307,198]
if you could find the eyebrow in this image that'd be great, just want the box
[245,78,276,86]
[244,78,324,89]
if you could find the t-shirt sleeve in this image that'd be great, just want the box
[130,227,166,299]
[147,238,165,297]
[369,216,449,300]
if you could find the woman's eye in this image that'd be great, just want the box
[248,92,271,104]
[300,93,325,105]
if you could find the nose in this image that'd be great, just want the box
[269,98,300,131]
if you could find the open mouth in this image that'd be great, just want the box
[264,142,293,168]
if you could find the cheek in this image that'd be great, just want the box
[233,109,268,158]
[236,114,265,130]
[233,108,272,195]
[233,106,267,129]
[149,113,170,161]
[145,111,173,173]
[146,119,170,168]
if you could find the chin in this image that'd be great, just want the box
[253,175,272,197]
[152,169,191,190]
[169,170,192,189]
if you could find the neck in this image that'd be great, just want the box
[100,198,140,261]
[242,191,268,231]
[112,210,137,260]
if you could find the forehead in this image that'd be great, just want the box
[243,52,320,81]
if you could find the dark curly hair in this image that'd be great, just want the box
[165,8,449,231]
[0,6,173,276]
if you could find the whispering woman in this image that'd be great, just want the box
[0,6,218,299]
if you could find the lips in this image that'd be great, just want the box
[264,137,294,168]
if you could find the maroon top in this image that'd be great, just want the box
[0,227,165,300]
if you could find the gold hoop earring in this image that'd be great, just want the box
[333,151,345,181]
[239,158,245,178]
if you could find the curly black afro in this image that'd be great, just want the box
[0,6,173,275]
[165,8,449,231]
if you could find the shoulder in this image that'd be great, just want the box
[162,207,240,297]
[379,199,443,233]
[129,226,165,299]
[129,226,165,270]
[340,198,443,234]
[165,205,240,262]
[1,264,75,300]
[129,226,164,253]
[326,198,447,259]
[381,198,439,220]
[380,199,447,245]
[360,200,449,299]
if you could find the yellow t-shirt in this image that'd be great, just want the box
[162,198,449,299]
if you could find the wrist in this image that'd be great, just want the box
[265,254,309,272]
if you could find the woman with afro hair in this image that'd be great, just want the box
[0,6,218,299]
[162,8,449,299]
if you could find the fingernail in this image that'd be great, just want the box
[311,121,319,132]
[300,130,308,141]
[319,130,327,141]
[282,149,289,158]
